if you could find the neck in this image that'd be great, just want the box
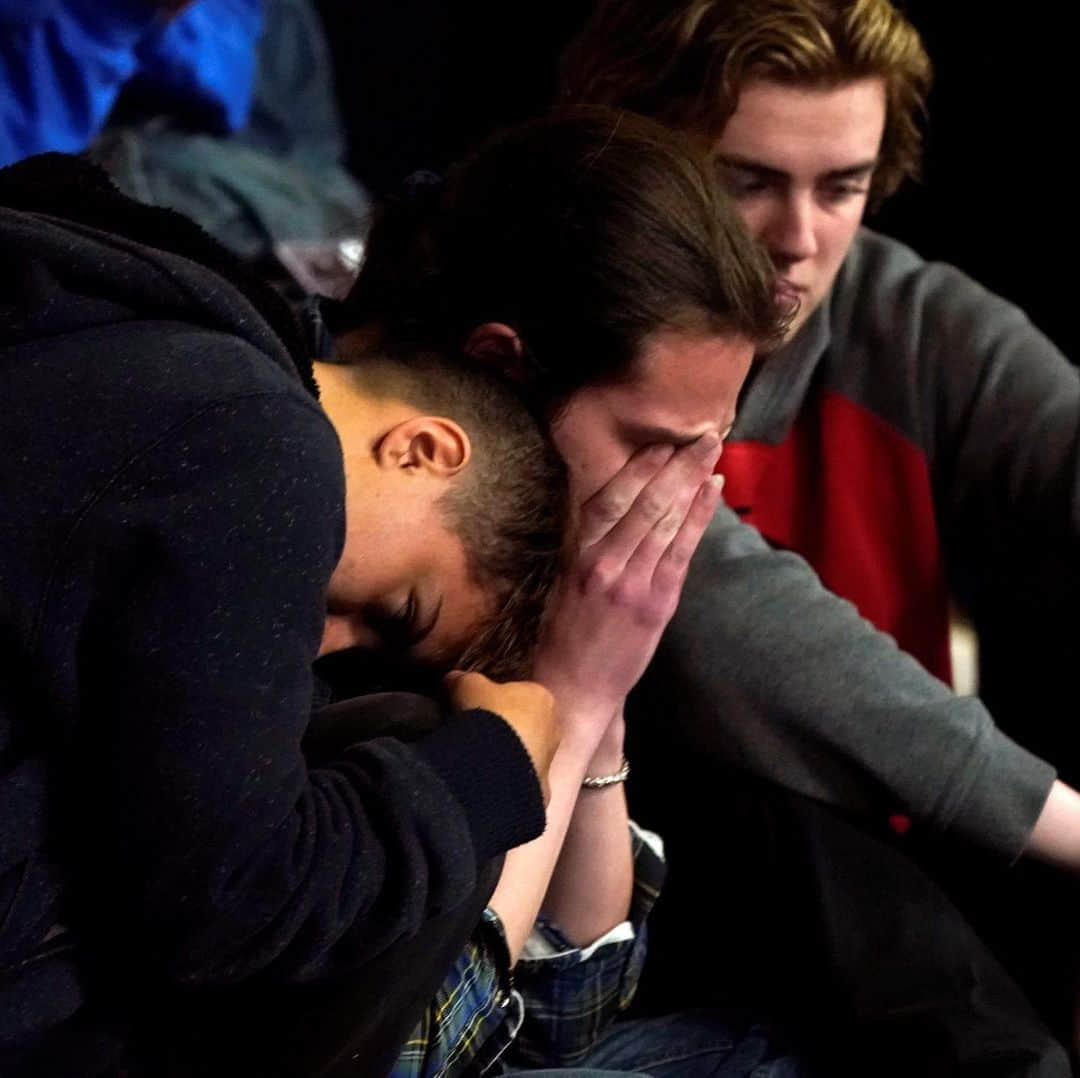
[313,360,371,440]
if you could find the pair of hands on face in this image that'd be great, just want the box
[448,433,724,796]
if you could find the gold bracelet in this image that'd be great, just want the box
[581,756,630,789]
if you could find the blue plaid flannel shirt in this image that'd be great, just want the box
[391,824,666,1077]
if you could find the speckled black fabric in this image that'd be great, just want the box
[0,155,544,1076]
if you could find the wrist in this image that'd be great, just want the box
[587,710,625,775]
[1028,780,1080,873]
[587,741,625,776]
[558,723,610,769]
[532,664,624,724]
[540,682,621,749]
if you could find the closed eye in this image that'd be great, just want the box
[366,593,419,650]
[366,592,442,653]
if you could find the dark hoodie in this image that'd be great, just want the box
[0,155,543,1076]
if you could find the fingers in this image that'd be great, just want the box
[617,470,721,606]
[577,444,674,547]
[580,433,722,573]
[651,474,724,595]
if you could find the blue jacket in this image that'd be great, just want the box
[0,0,263,166]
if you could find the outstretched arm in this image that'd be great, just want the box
[633,503,1057,862]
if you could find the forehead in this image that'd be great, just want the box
[716,77,887,175]
[599,330,754,438]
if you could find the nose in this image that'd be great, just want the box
[762,190,818,265]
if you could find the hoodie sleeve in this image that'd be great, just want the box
[913,261,1080,771]
[68,372,544,985]
[630,504,1055,862]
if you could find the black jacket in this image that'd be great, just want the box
[0,155,543,1075]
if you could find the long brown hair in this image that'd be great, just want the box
[334,106,783,409]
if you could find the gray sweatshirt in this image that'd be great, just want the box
[634,228,1079,861]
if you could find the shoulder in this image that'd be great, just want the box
[833,228,1031,342]
[6,316,331,446]
[2,321,340,549]
[819,229,1068,450]
[100,326,342,510]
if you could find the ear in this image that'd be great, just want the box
[464,322,532,383]
[375,416,472,478]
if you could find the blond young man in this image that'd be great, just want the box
[562,0,1080,1068]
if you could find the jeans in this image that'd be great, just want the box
[504,1010,809,1077]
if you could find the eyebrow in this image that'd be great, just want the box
[622,421,735,447]
[717,153,879,182]
[624,423,700,446]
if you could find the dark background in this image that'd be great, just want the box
[317,1,1076,360]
